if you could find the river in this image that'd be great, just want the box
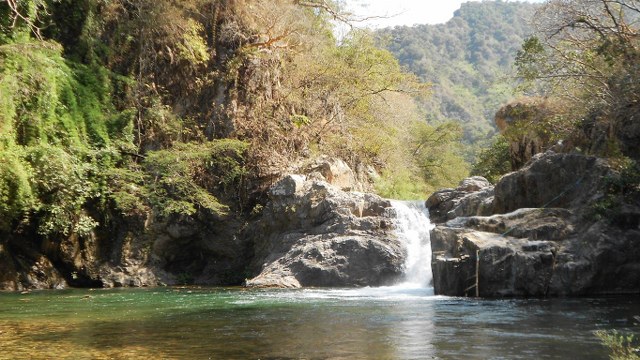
[0,287,638,359]
[0,202,637,359]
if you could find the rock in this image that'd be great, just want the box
[432,228,559,297]
[493,152,610,214]
[445,208,575,241]
[245,273,301,288]
[270,175,306,197]
[426,176,494,223]
[306,158,361,191]
[0,240,68,291]
[457,176,492,192]
[430,152,640,297]
[245,176,405,288]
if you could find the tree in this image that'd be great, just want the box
[517,0,640,110]
[515,0,640,159]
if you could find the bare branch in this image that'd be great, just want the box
[2,0,45,40]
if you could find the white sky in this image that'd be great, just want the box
[347,0,546,28]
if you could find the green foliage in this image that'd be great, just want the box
[0,35,124,237]
[515,36,547,86]
[374,117,470,198]
[26,145,100,236]
[471,135,511,183]
[590,159,640,221]
[411,121,470,191]
[375,167,427,200]
[104,166,149,216]
[144,140,248,217]
[378,1,539,145]
[176,19,210,65]
[0,40,112,148]
[0,148,34,231]
[290,114,311,128]
[595,330,640,360]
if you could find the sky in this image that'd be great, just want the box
[347,0,546,28]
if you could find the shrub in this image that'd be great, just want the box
[144,140,248,217]
[595,330,640,360]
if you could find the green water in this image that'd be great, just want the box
[0,287,638,359]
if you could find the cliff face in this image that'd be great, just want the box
[0,209,253,291]
[428,151,640,297]
[0,158,384,291]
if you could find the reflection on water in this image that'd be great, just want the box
[0,287,638,359]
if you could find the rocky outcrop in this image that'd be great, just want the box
[431,208,571,297]
[245,175,405,288]
[431,151,640,297]
[305,157,363,192]
[495,98,560,170]
[426,176,494,223]
[0,241,67,291]
[493,152,610,213]
[0,155,385,292]
[0,207,252,291]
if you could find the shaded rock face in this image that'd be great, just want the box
[0,215,162,291]
[431,152,640,297]
[0,240,67,291]
[245,175,404,288]
[493,152,610,213]
[431,209,569,297]
[426,176,494,223]
[0,208,252,291]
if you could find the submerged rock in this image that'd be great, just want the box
[245,176,405,288]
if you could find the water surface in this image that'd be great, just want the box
[0,287,638,359]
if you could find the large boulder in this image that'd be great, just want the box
[431,209,571,297]
[426,176,494,223]
[305,157,362,191]
[431,152,640,297]
[493,152,610,214]
[245,175,405,288]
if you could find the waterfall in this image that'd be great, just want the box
[391,201,434,288]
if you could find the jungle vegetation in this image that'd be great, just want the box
[0,0,470,242]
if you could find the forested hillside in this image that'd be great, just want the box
[377,1,539,148]
[0,0,474,288]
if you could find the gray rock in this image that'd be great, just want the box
[493,151,610,214]
[245,177,404,288]
[270,175,306,197]
[426,176,494,223]
[432,229,558,297]
[430,152,640,297]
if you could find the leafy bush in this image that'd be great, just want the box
[595,330,640,360]
[0,40,113,148]
[0,148,34,231]
[471,135,511,184]
[144,140,248,217]
[26,145,100,236]
[375,167,427,200]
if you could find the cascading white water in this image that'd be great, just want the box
[391,201,435,288]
